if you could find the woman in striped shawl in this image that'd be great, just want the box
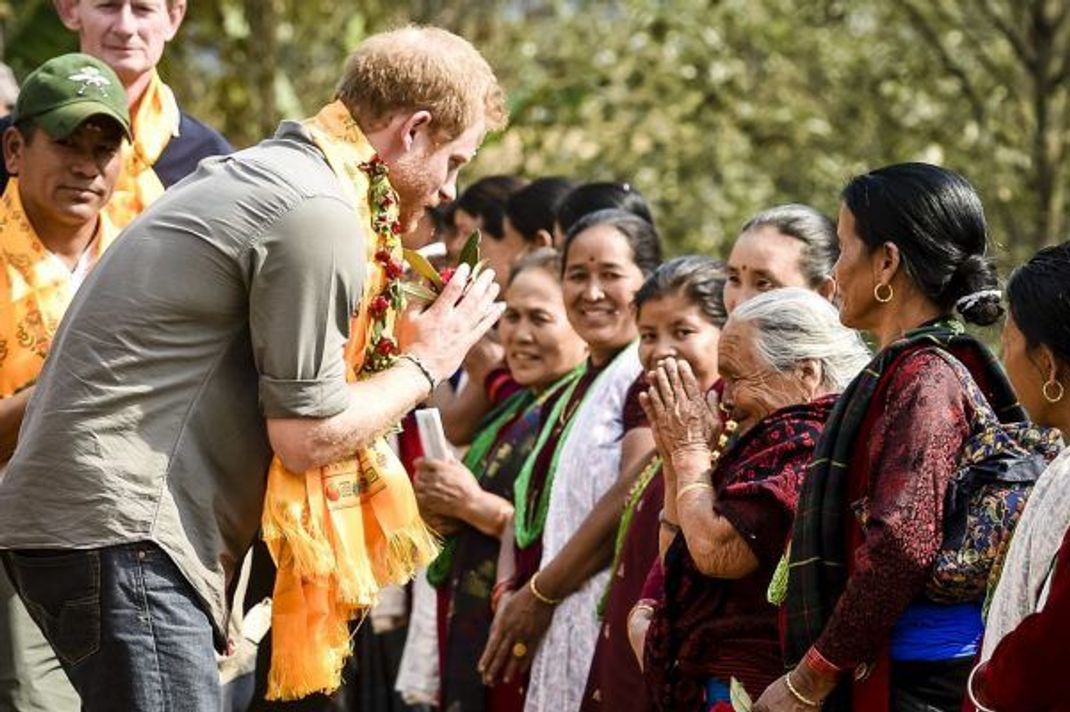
[757,163,1020,712]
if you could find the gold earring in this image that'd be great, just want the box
[873,283,894,304]
[1042,379,1065,404]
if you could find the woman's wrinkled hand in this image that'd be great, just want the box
[477,583,554,686]
[640,358,721,467]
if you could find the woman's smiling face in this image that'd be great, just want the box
[637,292,722,392]
[717,317,814,432]
[499,266,587,389]
[562,224,646,364]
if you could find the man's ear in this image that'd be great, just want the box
[165,0,187,41]
[398,110,434,153]
[3,126,26,177]
[53,0,82,32]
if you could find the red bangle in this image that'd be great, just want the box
[491,578,515,613]
[485,370,510,403]
[803,646,843,681]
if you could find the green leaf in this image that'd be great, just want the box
[459,229,482,269]
[401,281,437,305]
[403,249,444,289]
[730,678,752,712]
[469,258,489,284]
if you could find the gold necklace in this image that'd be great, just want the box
[710,418,739,466]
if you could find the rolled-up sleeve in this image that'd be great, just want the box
[247,195,365,419]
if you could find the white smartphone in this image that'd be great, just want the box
[415,408,450,460]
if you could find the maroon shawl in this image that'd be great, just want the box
[643,395,837,709]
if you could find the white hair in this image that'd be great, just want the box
[730,288,870,391]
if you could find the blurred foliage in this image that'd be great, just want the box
[3,0,1068,264]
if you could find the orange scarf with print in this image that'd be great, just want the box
[105,71,178,229]
[0,179,115,397]
[260,101,439,701]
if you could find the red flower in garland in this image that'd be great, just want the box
[357,153,404,374]
[438,267,456,284]
[368,295,390,318]
[375,337,398,356]
[709,702,735,712]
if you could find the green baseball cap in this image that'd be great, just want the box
[12,53,131,141]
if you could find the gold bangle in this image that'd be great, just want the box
[967,662,996,712]
[675,481,713,503]
[528,571,561,606]
[658,509,681,533]
[784,671,820,708]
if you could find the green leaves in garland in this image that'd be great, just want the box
[402,229,487,307]
[458,229,481,268]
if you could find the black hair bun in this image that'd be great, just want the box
[955,290,1004,326]
[949,254,1004,326]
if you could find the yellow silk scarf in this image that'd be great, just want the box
[260,101,439,701]
[105,71,177,229]
[0,179,114,398]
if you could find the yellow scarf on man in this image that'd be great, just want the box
[0,179,115,398]
[260,101,439,701]
[105,71,177,229]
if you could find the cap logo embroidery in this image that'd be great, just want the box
[67,66,110,96]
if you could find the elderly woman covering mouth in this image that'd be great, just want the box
[632,288,870,709]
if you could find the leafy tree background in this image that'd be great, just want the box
[3,0,1068,264]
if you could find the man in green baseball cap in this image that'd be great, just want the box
[3,52,129,237]
[0,52,130,712]
[11,52,131,142]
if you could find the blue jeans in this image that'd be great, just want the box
[2,543,221,712]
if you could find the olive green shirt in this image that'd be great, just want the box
[0,122,366,636]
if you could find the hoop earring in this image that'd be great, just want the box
[1043,379,1065,404]
[873,283,894,304]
